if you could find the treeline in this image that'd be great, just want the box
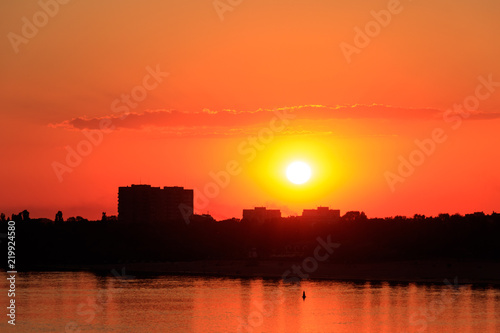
[1,212,499,270]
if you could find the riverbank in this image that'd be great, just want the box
[20,259,500,285]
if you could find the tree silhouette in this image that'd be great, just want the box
[76,216,88,222]
[342,211,366,222]
[22,209,30,221]
[0,213,5,222]
[101,212,107,222]
[438,213,450,221]
[55,211,63,222]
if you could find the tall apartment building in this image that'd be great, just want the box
[118,185,193,223]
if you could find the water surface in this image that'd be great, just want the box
[1,271,499,332]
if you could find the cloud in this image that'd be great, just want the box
[49,104,500,136]
[467,111,500,120]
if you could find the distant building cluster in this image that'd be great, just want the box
[242,207,281,224]
[302,207,341,222]
[242,206,341,223]
[117,184,339,225]
[118,185,193,223]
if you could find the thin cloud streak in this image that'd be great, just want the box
[50,104,500,136]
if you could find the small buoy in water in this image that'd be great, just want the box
[302,291,306,300]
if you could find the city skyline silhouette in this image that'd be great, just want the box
[2,0,500,331]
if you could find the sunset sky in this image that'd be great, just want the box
[1,0,500,220]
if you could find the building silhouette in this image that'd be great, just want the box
[302,207,340,222]
[242,207,281,224]
[118,185,193,223]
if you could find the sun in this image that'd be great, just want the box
[286,161,312,185]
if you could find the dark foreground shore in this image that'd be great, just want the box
[23,260,500,285]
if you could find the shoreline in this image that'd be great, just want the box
[8,259,500,286]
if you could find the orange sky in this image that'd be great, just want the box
[1,0,499,220]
